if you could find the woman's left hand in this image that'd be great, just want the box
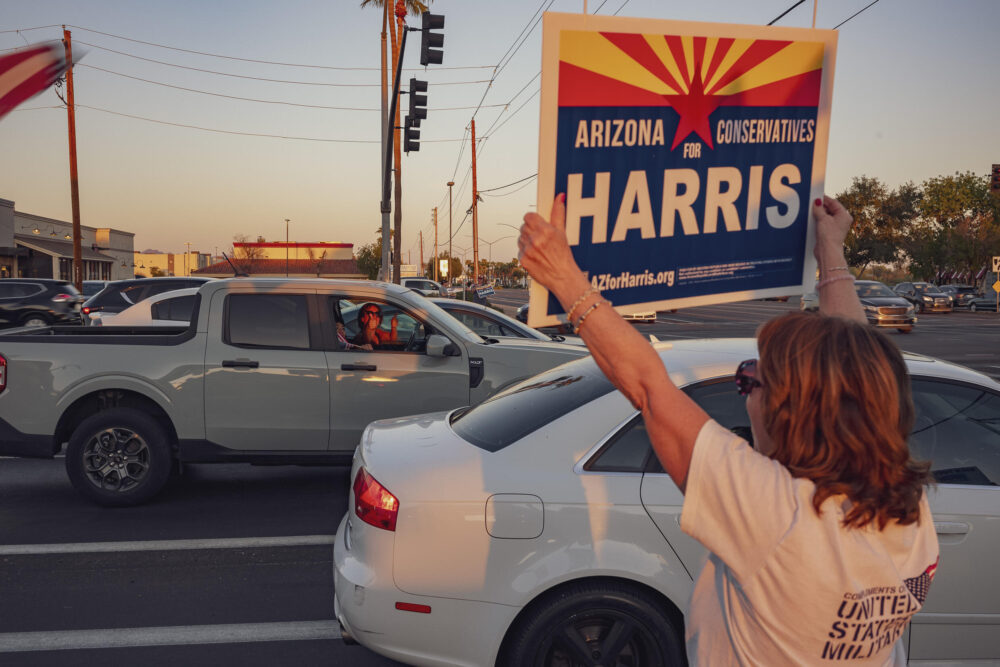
[518,194,584,301]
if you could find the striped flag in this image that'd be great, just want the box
[0,42,69,121]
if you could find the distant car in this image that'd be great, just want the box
[802,282,915,332]
[82,277,213,325]
[516,302,656,325]
[0,279,84,328]
[431,298,585,346]
[401,278,444,297]
[335,339,1000,666]
[893,281,953,313]
[855,280,917,333]
[97,287,199,327]
[938,284,979,309]
[967,293,998,312]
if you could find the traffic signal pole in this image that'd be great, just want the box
[380,26,409,282]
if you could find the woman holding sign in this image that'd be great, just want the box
[518,195,938,665]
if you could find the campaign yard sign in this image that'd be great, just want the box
[529,13,837,327]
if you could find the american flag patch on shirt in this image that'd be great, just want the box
[904,557,939,604]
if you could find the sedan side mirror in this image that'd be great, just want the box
[427,334,460,358]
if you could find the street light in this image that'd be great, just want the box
[184,241,192,276]
[447,181,454,285]
[285,218,291,277]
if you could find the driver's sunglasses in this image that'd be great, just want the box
[735,358,763,396]
[361,308,381,319]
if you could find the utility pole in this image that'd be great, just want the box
[285,218,290,276]
[184,241,191,276]
[432,207,438,281]
[470,119,480,285]
[447,181,454,283]
[62,27,82,290]
[392,0,406,286]
[419,230,424,275]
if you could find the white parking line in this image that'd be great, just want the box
[0,620,341,653]
[0,534,336,556]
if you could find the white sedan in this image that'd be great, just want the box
[96,287,198,326]
[334,339,1000,666]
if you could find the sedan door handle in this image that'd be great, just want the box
[341,363,377,371]
[222,359,259,369]
[934,521,970,535]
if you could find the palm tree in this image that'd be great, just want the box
[360,0,431,282]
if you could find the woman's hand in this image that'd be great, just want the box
[813,195,853,263]
[518,194,589,305]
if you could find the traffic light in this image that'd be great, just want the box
[403,116,420,153]
[991,164,1000,196]
[408,78,428,123]
[420,13,444,66]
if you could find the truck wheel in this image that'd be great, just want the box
[65,408,172,507]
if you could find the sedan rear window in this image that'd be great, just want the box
[450,363,614,452]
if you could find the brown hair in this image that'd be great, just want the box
[756,312,931,529]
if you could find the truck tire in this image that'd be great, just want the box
[65,408,173,507]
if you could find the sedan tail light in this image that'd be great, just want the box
[0,354,7,393]
[353,467,398,532]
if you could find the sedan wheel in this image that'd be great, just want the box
[66,408,172,506]
[970,303,978,312]
[21,315,48,327]
[498,581,685,667]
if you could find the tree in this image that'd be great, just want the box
[836,176,916,278]
[356,227,394,280]
[230,234,266,274]
[149,266,165,278]
[914,171,999,283]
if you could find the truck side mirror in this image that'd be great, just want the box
[426,334,459,357]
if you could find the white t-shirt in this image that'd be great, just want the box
[680,419,939,666]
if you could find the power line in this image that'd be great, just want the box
[66,24,492,71]
[75,41,490,87]
[75,104,466,143]
[479,173,537,193]
[77,63,504,111]
[482,179,536,198]
[0,25,61,34]
[834,0,882,29]
[768,0,808,25]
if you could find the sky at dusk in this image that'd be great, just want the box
[1,0,998,265]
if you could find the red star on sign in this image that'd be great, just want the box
[664,69,721,150]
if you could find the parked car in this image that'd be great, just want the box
[855,280,917,333]
[893,281,953,313]
[401,278,444,297]
[335,339,1000,666]
[81,280,111,298]
[802,283,915,332]
[516,302,656,325]
[967,292,999,312]
[0,278,588,506]
[0,279,83,328]
[99,287,199,327]
[82,277,213,325]
[938,284,979,309]
[431,298,585,346]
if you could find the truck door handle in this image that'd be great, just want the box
[341,363,377,371]
[934,521,970,535]
[222,359,259,369]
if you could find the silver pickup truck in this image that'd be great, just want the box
[0,279,588,506]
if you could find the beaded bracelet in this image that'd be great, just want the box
[573,299,609,334]
[824,265,850,273]
[566,286,600,322]
[815,274,855,290]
